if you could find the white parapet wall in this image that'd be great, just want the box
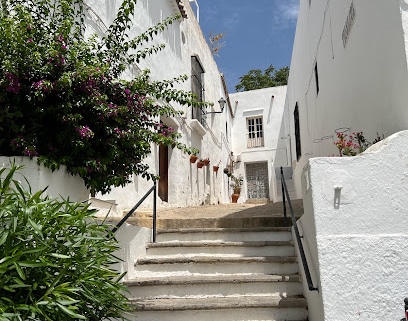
[112,223,152,280]
[299,130,408,321]
[0,156,89,203]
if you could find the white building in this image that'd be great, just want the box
[286,1,408,320]
[229,86,291,203]
[286,0,408,197]
[86,0,234,215]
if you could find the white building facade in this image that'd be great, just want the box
[229,86,291,203]
[286,1,408,320]
[85,0,234,214]
[286,0,408,196]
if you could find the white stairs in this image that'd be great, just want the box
[123,226,308,321]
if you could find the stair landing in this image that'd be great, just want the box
[124,199,304,229]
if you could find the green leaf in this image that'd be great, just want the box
[56,303,86,320]
[50,253,71,259]
[13,262,25,280]
[0,231,8,246]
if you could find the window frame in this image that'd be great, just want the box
[191,56,205,124]
[246,116,264,148]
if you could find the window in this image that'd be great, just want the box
[247,117,264,148]
[314,62,319,95]
[294,103,301,161]
[191,56,205,124]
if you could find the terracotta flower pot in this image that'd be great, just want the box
[197,161,204,168]
[231,193,240,203]
[213,166,219,172]
[190,155,198,163]
[203,158,210,166]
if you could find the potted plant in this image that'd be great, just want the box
[203,158,210,166]
[213,160,221,172]
[197,160,205,168]
[230,174,243,203]
[189,148,200,163]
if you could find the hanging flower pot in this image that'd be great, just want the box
[203,158,210,166]
[223,167,229,174]
[197,161,205,168]
[190,155,198,163]
[213,166,219,172]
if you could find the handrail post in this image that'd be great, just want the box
[152,180,157,243]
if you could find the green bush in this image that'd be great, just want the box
[0,0,206,195]
[0,166,130,320]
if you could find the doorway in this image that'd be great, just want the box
[158,145,168,202]
[246,162,269,200]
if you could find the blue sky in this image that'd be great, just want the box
[194,0,299,93]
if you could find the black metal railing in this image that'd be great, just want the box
[112,180,157,242]
[280,167,318,292]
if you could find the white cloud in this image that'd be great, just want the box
[273,0,299,30]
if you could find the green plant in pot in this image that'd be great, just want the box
[230,174,243,203]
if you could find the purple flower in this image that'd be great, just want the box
[5,72,21,94]
[23,146,39,157]
[76,125,94,138]
[27,38,33,43]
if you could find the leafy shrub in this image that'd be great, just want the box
[334,131,383,156]
[0,165,130,320]
[0,0,205,195]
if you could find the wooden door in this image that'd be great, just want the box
[158,145,168,202]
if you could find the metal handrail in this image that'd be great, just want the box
[280,167,318,292]
[112,180,158,242]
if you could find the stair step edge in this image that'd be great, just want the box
[157,227,292,234]
[129,295,307,311]
[147,241,294,248]
[137,256,297,265]
[125,273,301,286]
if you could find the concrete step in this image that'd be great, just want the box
[156,227,293,242]
[146,240,295,257]
[143,216,295,229]
[125,274,303,299]
[135,255,299,276]
[124,208,307,321]
[127,295,308,321]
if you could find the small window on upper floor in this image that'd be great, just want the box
[309,0,311,7]
[314,62,319,95]
[294,103,301,161]
[246,117,264,148]
[191,56,205,125]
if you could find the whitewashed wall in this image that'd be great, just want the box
[298,130,408,321]
[85,0,232,214]
[0,157,89,203]
[230,86,289,202]
[286,0,408,197]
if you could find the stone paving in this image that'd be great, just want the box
[135,199,304,219]
[127,199,304,229]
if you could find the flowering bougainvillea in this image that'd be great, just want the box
[0,0,205,194]
[334,131,383,156]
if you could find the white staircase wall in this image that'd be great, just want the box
[113,223,152,280]
[300,130,408,321]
